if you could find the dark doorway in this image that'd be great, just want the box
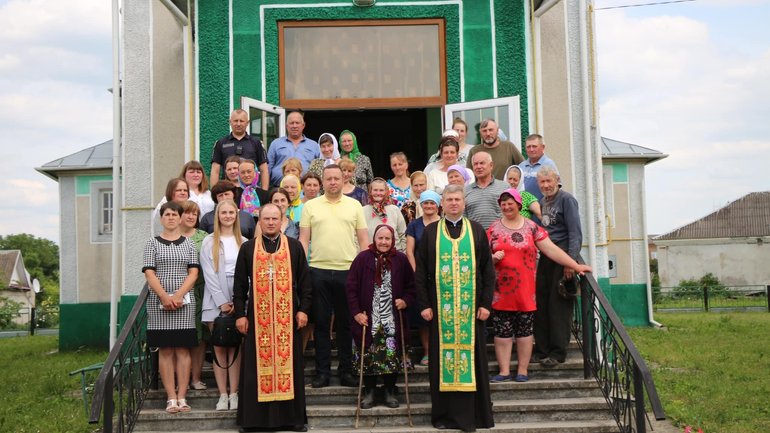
[302,109,431,179]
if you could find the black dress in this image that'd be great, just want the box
[233,235,312,430]
[415,218,496,432]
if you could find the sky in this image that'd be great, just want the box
[0,0,768,242]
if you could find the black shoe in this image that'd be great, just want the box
[384,386,399,408]
[292,424,308,432]
[360,387,375,409]
[530,353,544,363]
[339,373,358,387]
[312,374,330,388]
[540,357,558,368]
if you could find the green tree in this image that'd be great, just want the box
[0,234,59,280]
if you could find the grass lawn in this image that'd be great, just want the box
[629,312,770,433]
[0,335,107,433]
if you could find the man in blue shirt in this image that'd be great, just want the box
[518,134,559,200]
[267,111,320,187]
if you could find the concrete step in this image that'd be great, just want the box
[135,397,613,431]
[302,341,582,361]
[138,419,620,433]
[145,379,603,409]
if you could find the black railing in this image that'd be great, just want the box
[89,285,155,433]
[573,259,666,433]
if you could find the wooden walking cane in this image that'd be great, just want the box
[399,309,413,427]
[355,322,367,429]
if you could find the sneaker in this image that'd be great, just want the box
[216,394,229,411]
[490,374,512,383]
[229,393,238,411]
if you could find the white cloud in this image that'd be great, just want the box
[596,8,770,234]
[0,0,111,243]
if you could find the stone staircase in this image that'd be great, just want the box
[134,340,618,432]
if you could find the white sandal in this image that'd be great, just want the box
[166,399,179,413]
[177,398,191,412]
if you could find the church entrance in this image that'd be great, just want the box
[303,108,438,179]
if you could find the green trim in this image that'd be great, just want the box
[197,0,231,175]
[493,0,529,143]
[610,163,628,183]
[58,295,143,351]
[76,175,112,195]
[461,0,493,101]
[59,303,110,350]
[598,278,650,327]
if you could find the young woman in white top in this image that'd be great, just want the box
[426,137,473,194]
[179,161,216,217]
[200,200,247,411]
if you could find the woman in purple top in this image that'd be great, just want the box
[346,225,415,409]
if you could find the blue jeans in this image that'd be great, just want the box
[311,267,353,376]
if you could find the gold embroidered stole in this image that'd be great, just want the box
[435,218,477,392]
[252,235,294,402]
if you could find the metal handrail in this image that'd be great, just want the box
[89,284,155,432]
[573,257,665,433]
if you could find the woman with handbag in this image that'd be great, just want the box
[200,199,247,411]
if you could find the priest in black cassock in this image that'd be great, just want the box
[415,184,495,432]
[234,204,312,433]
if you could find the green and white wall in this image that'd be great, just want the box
[196,0,531,170]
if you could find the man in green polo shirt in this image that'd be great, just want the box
[299,164,369,389]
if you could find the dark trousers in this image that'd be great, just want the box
[533,254,574,362]
[311,267,353,376]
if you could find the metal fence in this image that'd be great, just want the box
[574,259,666,433]
[0,305,60,334]
[653,285,770,313]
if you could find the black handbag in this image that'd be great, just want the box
[211,313,242,368]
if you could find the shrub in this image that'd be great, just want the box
[0,296,24,329]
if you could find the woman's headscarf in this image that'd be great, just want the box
[503,165,524,191]
[240,170,261,216]
[447,164,472,185]
[318,132,340,166]
[339,129,362,162]
[368,224,397,286]
[280,174,303,220]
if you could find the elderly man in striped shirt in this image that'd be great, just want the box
[464,151,509,229]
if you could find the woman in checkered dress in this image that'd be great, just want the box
[143,201,201,413]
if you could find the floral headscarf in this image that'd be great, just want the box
[368,224,397,286]
[339,129,362,163]
[240,175,261,216]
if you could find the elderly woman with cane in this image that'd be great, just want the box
[346,224,416,411]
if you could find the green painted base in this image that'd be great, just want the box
[598,278,651,327]
[58,295,143,351]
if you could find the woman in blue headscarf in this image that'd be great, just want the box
[339,129,374,190]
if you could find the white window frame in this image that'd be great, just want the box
[444,96,522,147]
[241,97,286,150]
[90,181,114,243]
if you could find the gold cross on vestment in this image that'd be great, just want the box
[459,252,470,262]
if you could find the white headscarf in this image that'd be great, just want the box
[503,165,525,192]
[318,133,340,166]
